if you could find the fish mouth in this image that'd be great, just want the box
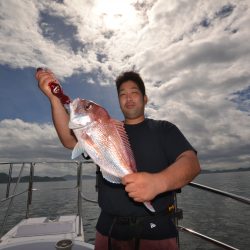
[68,122,84,130]
[69,121,94,132]
[69,111,93,130]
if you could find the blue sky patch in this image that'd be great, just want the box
[39,12,84,53]
[216,4,235,19]
[230,86,250,114]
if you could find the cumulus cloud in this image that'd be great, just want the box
[0,119,70,162]
[0,0,250,171]
[0,119,97,176]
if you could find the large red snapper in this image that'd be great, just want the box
[69,98,155,212]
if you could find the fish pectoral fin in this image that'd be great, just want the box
[72,142,85,159]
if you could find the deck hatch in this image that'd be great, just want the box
[13,221,74,237]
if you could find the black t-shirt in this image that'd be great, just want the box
[98,118,196,216]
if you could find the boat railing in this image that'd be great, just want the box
[0,161,92,242]
[0,162,249,249]
[175,182,250,250]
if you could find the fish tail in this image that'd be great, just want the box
[144,201,155,213]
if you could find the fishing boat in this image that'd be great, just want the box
[0,161,249,250]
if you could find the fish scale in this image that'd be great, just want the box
[86,121,133,181]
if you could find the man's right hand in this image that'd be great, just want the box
[35,68,77,149]
[35,68,61,100]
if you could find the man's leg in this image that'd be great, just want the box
[95,231,108,250]
[95,231,138,250]
[139,238,179,250]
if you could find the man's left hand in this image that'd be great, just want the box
[122,172,164,202]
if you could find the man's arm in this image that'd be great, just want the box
[122,150,200,202]
[36,69,77,149]
[50,97,77,149]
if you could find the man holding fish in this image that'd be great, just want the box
[36,69,200,250]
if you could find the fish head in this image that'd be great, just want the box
[69,98,110,129]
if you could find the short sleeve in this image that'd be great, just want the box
[160,123,197,165]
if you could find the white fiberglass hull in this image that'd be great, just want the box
[0,215,94,250]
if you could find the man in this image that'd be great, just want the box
[36,69,200,250]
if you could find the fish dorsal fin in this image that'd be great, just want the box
[111,119,137,172]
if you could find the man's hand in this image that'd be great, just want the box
[35,68,77,149]
[122,151,200,203]
[35,68,60,99]
[122,172,165,202]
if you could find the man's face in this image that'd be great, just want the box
[118,80,147,124]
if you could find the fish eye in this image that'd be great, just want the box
[85,102,92,110]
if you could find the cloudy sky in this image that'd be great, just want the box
[0,0,250,175]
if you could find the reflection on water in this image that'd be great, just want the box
[0,171,249,249]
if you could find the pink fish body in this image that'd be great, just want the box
[69,98,155,212]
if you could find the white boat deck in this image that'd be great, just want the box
[0,215,94,250]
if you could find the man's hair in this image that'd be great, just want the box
[115,71,146,96]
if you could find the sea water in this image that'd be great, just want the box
[178,172,250,250]
[0,171,249,250]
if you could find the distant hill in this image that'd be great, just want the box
[62,174,96,180]
[0,173,65,183]
[201,167,250,174]
[1,167,249,183]
[0,173,96,183]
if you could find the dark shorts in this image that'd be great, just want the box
[96,211,178,241]
[95,231,179,250]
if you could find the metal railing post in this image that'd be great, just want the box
[174,192,180,247]
[77,162,83,236]
[0,163,25,241]
[5,163,13,198]
[25,162,34,219]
